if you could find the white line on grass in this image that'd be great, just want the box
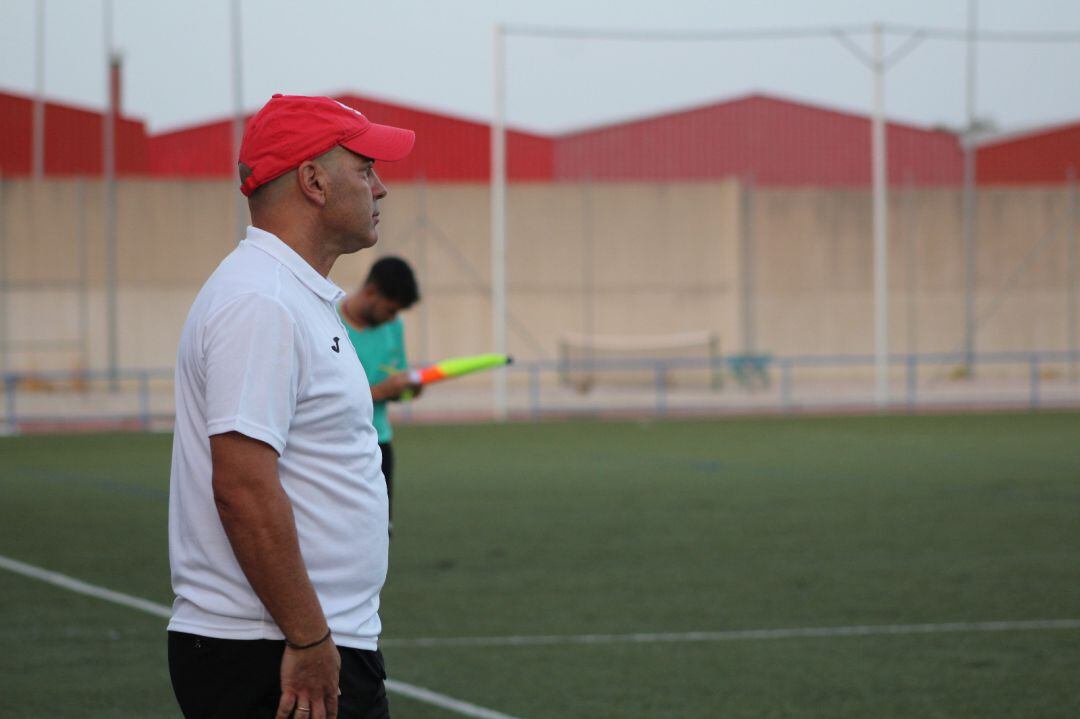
[0,553,523,719]
[0,554,173,619]
[8,551,1078,715]
[385,680,521,719]
[381,619,1080,649]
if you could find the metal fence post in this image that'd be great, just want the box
[3,373,17,435]
[654,362,667,418]
[906,354,918,413]
[780,359,793,412]
[1029,355,1040,410]
[529,364,541,420]
[139,370,151,431]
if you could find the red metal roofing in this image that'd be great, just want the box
[976,121,1080,184]
[0,92,147,176]
[146,93,963,186]
[146,94,555,182]
[148,120,234,176]
[554,94,963,186]
[334,95,553,182]
[3,88,1075,187]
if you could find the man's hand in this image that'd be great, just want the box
[371,371,422,402]
[276,640,342,719]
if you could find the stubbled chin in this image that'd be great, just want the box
[341,233,378,256]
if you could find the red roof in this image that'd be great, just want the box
[148,120,234,177]
[554,94,963,186]
[147,94,555,182]
[146,93,962,186]
[0,92,147,176]
[3,87,1075,187]
[976,121,1080,184]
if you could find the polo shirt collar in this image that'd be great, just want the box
[242,226,346,303]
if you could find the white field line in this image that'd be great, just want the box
[385,680,521,719]
[381,619,1080,649]
[0,553,523,719]
[0,554,173,619]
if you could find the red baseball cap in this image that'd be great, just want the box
[238,94,416,196]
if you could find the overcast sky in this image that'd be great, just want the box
[1,0,1079,134]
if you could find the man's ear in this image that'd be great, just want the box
[296,160,328,207]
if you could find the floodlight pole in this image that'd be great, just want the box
[78,178,90,369]
[33,0,46,181]
[740,175,757,353]
[104,0,119,388]
[581,177,595,365]
[871,24,889,409]
[835,24,922,409]
[231,0,247,242]
[839,17,1080,404]
[903,174,918,358]
[491,23,509,420]
[1069,166,1078,382]
[0,176,7,374]
[962,0,979,376]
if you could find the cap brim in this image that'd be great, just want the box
[341,122,416,162]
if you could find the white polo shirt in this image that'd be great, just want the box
[168,226,388,650]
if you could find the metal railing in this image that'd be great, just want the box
[496,350,1080,419]
[2,351,1079,434]
[1,367,174,434]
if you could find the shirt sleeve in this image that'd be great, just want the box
[201,293,302,454]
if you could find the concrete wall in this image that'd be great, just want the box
[0,178,1076,376]
[752,185,1078,358]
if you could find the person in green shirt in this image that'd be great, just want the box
[339,256,422,534]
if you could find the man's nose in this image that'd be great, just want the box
[372,172,388,199]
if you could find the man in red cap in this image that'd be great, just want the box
[167,94,415,719]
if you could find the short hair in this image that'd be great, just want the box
[365,256,420,308]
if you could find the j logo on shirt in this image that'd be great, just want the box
[331,337,341,353]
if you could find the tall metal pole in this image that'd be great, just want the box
[1069,166,1078,382]
[491,23,508,420]
[962,0,978,375]
[416,176,430,364]
[740,175,756,352]
[872,23,889,408]
[33,0,46,181]
[231,0,247,241]
[0,175,7,373]
[904,175,918,357]
[78,178,90,369]
[581,178,594,361]
[104,1,119,386]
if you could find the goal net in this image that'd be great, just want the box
[557,331,722,392]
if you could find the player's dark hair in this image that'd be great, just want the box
[366,256,420,308]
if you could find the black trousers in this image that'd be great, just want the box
[380,442,394,520]
[168,632,389,719]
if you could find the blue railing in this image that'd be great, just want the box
[767,350,1080,413]
[1,367,174,433]
[496,350,1080,418]
[2,351,1080,433]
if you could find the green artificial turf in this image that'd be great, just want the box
[1,413,1078,717]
